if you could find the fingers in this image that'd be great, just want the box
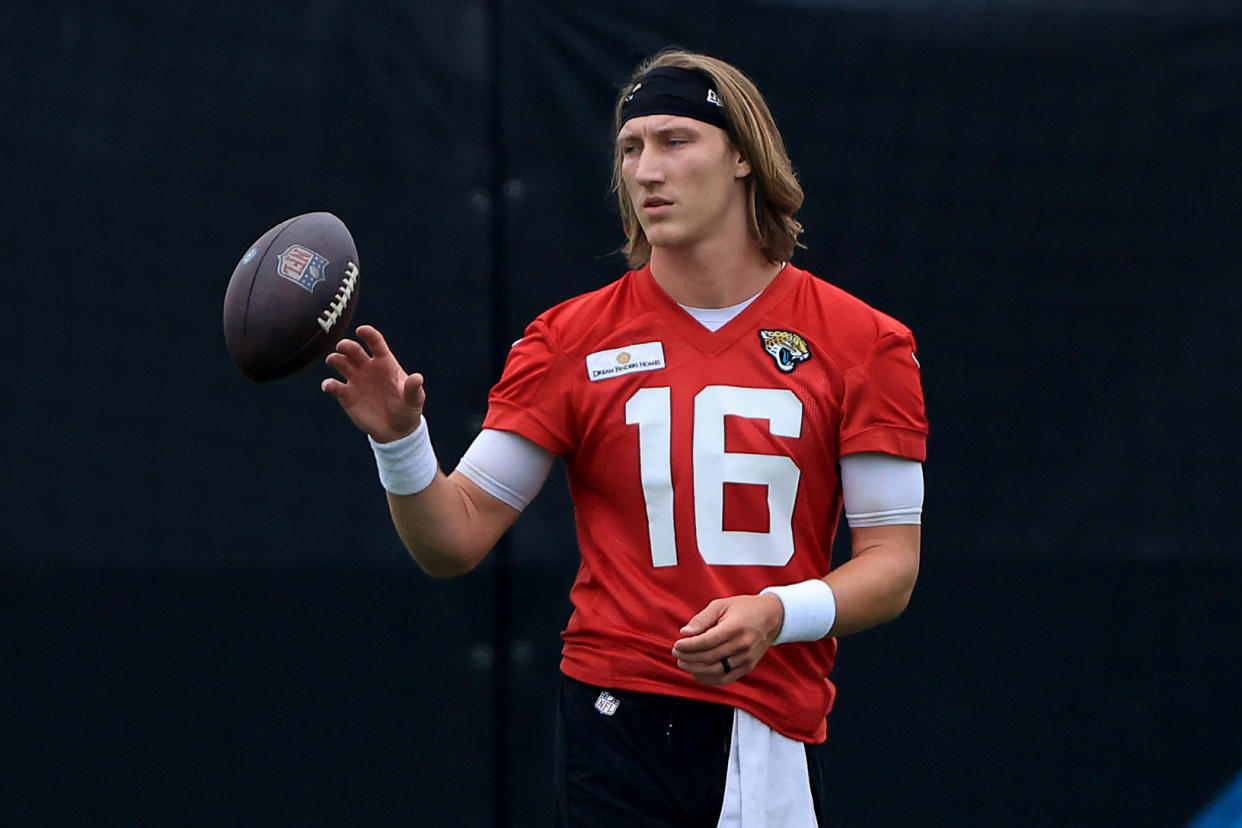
[672,594,783,686]
[321,338,364,384]
[678,601,724,638]
[672,602,738,683]
[323,352,353,384]
[672,600,728,655]
[322,328,399,388]
[676,651,745,686]
[673,638,736,670]
[354,324,391,358]
[402,372,427,409]
[320,376,346,398]
[332,337,371,364]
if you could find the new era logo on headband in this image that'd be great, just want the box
[626,81,722,110]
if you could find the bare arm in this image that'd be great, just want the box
[321,325,518,577]
[383,471,520,577]
[823,523,920,636]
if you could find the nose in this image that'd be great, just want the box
[633,147,664,186]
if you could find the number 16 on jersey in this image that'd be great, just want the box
[625,385,803,568]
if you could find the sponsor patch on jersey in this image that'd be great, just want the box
[276,244,329,293]
[594,691,620,716]
[759,329,812,374]
[585,342,666,381]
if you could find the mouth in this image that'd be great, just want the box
[642,196,673,211]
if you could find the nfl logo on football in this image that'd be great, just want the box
[277,244,329,293]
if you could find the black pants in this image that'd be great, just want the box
[554,675,830,827]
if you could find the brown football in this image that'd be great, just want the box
[223,212,361,382]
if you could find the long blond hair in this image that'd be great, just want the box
[612,49,805,267]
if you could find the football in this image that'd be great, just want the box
[223,212,361,382]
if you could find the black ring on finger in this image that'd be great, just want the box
[720,657,733,673]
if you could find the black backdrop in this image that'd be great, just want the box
[2,1,1240,825]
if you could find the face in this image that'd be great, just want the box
[617,114,751,253]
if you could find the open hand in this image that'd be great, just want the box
[321,325,425,443]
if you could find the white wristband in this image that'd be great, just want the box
[367,417,439,496]
[761,579,837,645]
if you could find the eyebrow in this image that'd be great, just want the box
[616,124,702,145]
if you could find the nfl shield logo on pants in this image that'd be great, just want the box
[594,691,620,716]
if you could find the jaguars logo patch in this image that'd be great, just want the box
[759,329,811,373]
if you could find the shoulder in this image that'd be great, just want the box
[785,265,915,367]
[791,265,912,335]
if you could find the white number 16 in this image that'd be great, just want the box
[624,385,802,568]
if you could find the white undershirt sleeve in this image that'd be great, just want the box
[455,428,557,511]
[457,433,921,522]
[840,452,924,527]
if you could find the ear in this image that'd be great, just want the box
[734,152,752,179]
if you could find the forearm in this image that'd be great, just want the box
[386,469,518,577]
[823,524,920,636]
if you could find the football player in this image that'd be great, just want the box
[324,48,927,828]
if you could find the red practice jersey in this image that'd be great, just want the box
[482,264,927,743]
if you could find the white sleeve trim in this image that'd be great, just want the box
[840,452,924,528]
[455,428,556,511]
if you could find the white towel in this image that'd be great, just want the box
[716,708,818,827]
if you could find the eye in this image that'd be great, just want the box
[620,143,640,157]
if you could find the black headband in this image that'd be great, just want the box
[620,66,729,131]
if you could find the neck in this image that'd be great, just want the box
[648,240,782,308]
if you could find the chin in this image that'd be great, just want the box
[643,227,685,250]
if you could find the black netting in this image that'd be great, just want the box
[1,2,1239,825]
